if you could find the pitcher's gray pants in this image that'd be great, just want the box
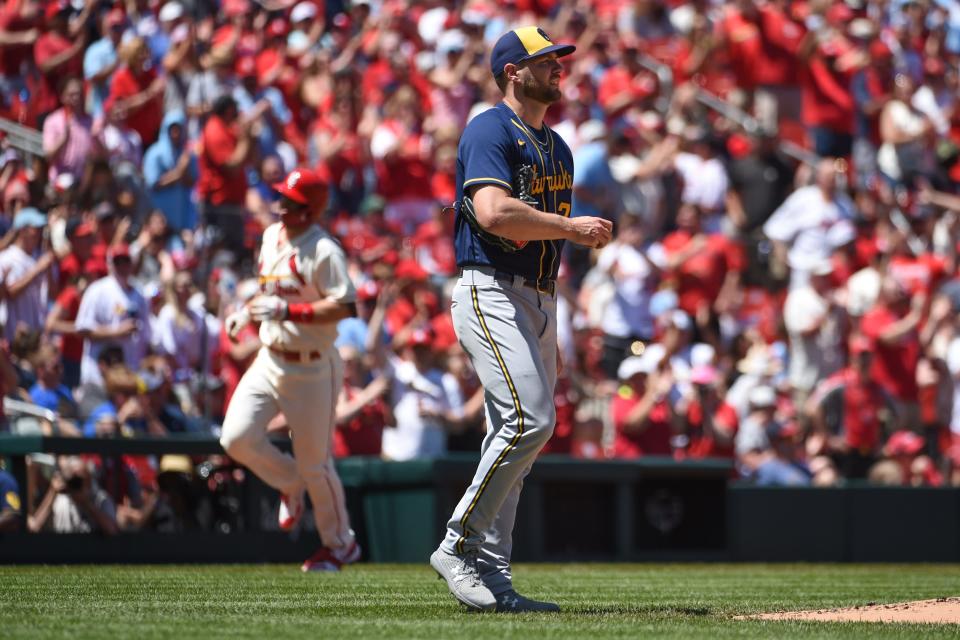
[440,267,558,596]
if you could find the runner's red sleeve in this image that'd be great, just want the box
[286,303,315,322]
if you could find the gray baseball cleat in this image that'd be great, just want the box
[430,548,497,612]
[495,589,561,613]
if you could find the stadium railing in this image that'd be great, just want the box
[2,435,957,564]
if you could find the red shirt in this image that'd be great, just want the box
[610,387,672,458]
[802,54,855,134]
[736,286,784,344]
[212,25,259,58]
[888,254,947,297]
[218,323,258,411]
[374,121,433,201]
[719,5,804,90]
[197,115,248,206]
[827,368,888,453]
[597,67,654,115]
[108,66,162,146]
[333,384,388,457]
[661,231,744,316]
[0,0,37,76]
[685,400,739,459]
[542,376,576,455]
[861,305,920,402]
[53,285,83,362]
[33,30,82,115]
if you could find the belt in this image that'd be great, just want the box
[459,267,555,296]
[267,345,324,363]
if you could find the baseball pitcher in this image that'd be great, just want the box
[430,27,612,612]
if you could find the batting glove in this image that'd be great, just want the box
[248,295,289,322]
[225,308,251,341]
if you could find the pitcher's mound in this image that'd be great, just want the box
[740,597,960,624]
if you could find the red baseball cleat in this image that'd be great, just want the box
[301,541,362,572]
[278,491,304,532]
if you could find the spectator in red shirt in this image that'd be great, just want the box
[798,17,857,158]
[609,347,675,458]
[33,0,89,119]
[681,365,739,459]
[334,345,393,457]
[860,275,924,426]
[661,202,744,323]
[370,85,435,234]
[717,0,804,127]
[0,0,40,114]
[883,430,942,487]
[45,275,85,390]
[807,335,897,478]
[597,44,656,118]
[219,279,260,412]
[197,94,256,260]
[107,37,164,147]
[886,224,949,298]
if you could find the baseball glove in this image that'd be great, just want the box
[458,165,539,252]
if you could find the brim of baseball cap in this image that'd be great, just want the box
[496,43,575,77]
[272,181,308,205]
[517,43,575,66]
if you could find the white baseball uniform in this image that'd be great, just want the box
[219,221,356,550]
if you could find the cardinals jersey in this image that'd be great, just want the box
[256,222,356,353]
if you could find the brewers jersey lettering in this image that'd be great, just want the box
[454,102,575,281]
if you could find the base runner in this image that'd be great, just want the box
[220,167,360,572]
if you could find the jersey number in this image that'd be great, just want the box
[558,202,571,217]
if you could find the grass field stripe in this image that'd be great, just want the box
[464,177,512,190]
[456,286,526,552]
[509,118,549,281]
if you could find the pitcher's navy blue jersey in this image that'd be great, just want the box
[453,102,574,282]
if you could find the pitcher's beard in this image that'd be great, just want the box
[520,76,562,104]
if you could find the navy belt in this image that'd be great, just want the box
[460,267,555,296]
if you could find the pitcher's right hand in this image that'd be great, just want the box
[567,216,613,249]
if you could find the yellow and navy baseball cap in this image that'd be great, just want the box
[490,26,575,78]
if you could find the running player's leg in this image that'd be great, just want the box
[220,352,303,495]
[477,292,558,594]
[441,282,556,557]
[278,353,354,549]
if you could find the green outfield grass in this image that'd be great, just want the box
[3,563,960,639]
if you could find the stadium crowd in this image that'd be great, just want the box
[4,0,960,532]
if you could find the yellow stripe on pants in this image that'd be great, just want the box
[454,285,526,554]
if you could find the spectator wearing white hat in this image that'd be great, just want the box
[75,244,152,386]
[609,344,675,458]
[150,1,185,65]
[735,384,778,457]
[783,258,845,406]
[382,328,463,461]
[0,207,54,342]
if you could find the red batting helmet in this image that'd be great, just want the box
[273,168,329,222]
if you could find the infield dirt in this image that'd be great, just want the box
[742,597,960,624]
